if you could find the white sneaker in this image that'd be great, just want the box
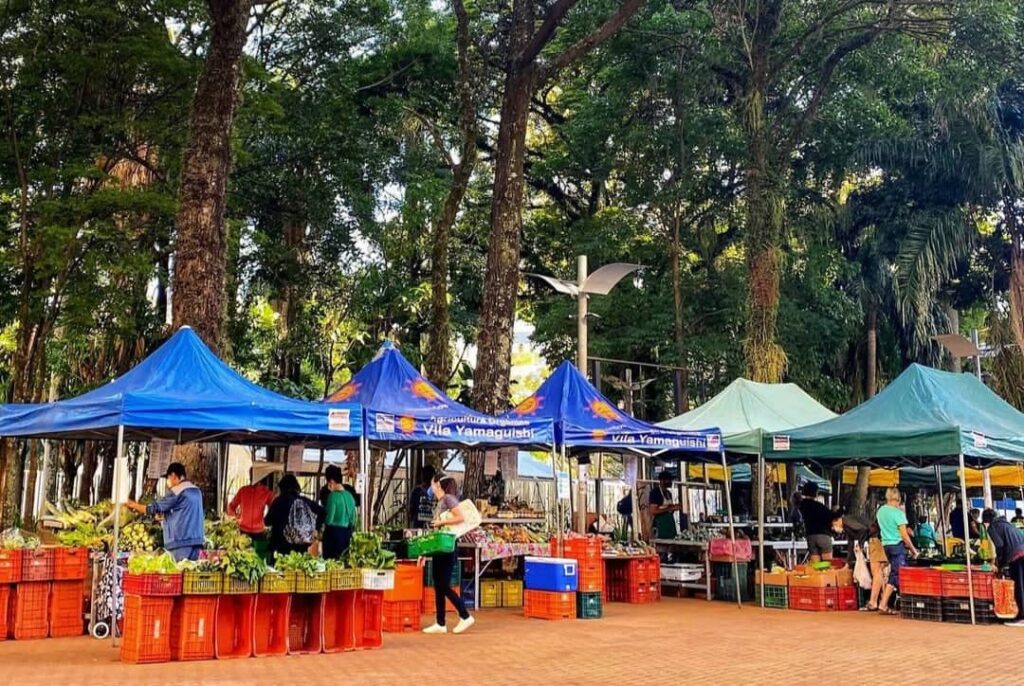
[1005,619,1024,627]
[452,616,475,634]
[422,623,448,634]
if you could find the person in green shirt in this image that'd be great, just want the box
[322,465,357,560]
[876,488,919,615]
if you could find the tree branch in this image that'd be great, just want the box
[519,0,582,67]
[539,0,646,84]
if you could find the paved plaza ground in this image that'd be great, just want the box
[2,597,1020,685]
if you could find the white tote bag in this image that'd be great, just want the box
[853,544,872,590]
[439,499,482,538]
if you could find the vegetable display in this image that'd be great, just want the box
[205,519,252,552]
[118,521,160,552]
[127,552,180,574]
[1,528,40,550]
[273,552,327,577]
[346,532,396,570]
[219,550,267,583]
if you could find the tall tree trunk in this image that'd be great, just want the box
[742,71,787,383]
[851,307,878,516]
[1006,195,1024,354]
[670,211,688,413]
[425,0,476,389]
[171,0,250,353]
[945,303,961,372]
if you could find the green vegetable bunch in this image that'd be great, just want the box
[204,519,253,552]
[1,528,40,550]
[346,532,396,570]
[127,551,181,574]
[219,550,267,583]
[273,551,327,577]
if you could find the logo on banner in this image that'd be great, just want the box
[972,432,987,448]
[512,395,543,416]
[592,429,608,440]
[328,409,350,431]
[589,399,621,423]
[332,382,360,402]
[773,435,791,451]
[708,434,721,450]
[397,416,417,434]
[409,377,445,403]
[376,413,395,433]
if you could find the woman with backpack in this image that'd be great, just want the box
[264,474,325,563]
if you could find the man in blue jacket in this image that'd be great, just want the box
[128,462,205,561]
[982,508,1024,626]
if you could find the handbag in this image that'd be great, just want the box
[993,578,1019,619]
[438,499,482,538]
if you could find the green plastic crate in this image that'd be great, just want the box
[407,532,457,557]
[423,558,461,587]
[576,592,603,619]
[754,584,788,609]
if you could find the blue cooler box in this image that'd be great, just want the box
[525,556,578,592]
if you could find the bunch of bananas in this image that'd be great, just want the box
[118,521,158,552]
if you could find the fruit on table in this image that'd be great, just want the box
[119,521,159,552]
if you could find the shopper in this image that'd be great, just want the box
[876,488,920,615]
[649,471,681,540]
[982,509,1024,626]
[422,474,474,635]
[1013,508,1024,527]
[322,465,357,560]
[832,510,887,611]
[408,464,436,528]
[798,482,833,563]
[264,474,324,563]
[127,462,205,562]
[227,473,274,540]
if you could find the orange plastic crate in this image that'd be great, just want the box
[170,596,216,661]
[384,562,423,602]
[21,548,54,582]
[354,590,383,649]
[524,590,576,620]
[835,585,857,611]
[940,570,994,600]
[9,581,49,639]
[123,572,183,597]
[252,593,291,657]
[0,549,22,584]
[551,536,602,562]
[789,586,838,612]
[0,585,10,639]
[49,580,85,638]
[900,567,943,597]
[120,595,173,664]
[382,599,421,633]
[576,560,604,594]
[53,547,89,581]
[322,590,357,653]
[215,594,255,659]
[288,593,325,655]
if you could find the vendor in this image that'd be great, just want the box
[982,508,1024,625]
[126,462,205,562]
[409,465,436,528]
[798,482,833,563]
[949,504,981,540]
[650,471,681,540]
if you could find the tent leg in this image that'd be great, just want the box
[935,466,947,556]
[359,435,369,532]
[551,443,562,557]
[722,449,741,609]
[110,425,125,645]
[758,452,766,608]
[958,453,976,625]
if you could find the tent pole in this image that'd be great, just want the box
[551,442,562,557]
[758,451,766,608]
[359,434,369,532]
[958,452,976,625]
[935,465,947,556]
[110,425,125,644]
[721,449,741,609]
[702,464,711,521]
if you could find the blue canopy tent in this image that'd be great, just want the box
[0,326,365,636]
[498,361,743,603]
[326,342,553,449]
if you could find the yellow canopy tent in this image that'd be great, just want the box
[840,466,1024,488]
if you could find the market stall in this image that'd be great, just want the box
[501,361,727,608]
[660,377,837,605]
[0,326,365,643]
[325,341,555,610]
[764,363,1024,624]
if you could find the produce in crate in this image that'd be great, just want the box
[218,549,267,584]
[1,527,41,549]
[127,551,181,574]
[119,521,160,552]
[273,551,328,576]
[346,532,396,569]
[204,518,253,552]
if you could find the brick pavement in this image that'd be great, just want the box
[2,598,1020,685]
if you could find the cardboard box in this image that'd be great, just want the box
[755,569,789,586]
[788,570,837,588]
[835,568,853,587]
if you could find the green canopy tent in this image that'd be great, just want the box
[659,378,837,607]
[763,364,1024,623]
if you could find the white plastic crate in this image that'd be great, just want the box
[661,563,703,583]
[361,568,395,590]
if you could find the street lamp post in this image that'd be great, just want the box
[528,255,644,533]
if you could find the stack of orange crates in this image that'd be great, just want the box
[382,563,422,632]
[120,595,174,664]
[48,581,85,638]
[523,589,576,620]
[9,581,49,639]
[605,556,658,604]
